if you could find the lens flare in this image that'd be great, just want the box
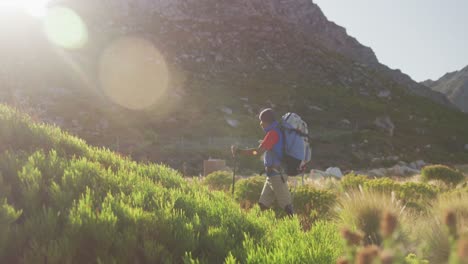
[98,37,170,110]
[43,7,88,49]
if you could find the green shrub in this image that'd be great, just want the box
[244,220,342,263]
[341,173,369,191]
[363,179,439,212]
[398,182,440,203]
[293,185,337,221]
[234,176,264,206]
[421,165,465,186]
[363,178,400,194]
[203,171,232,191]
[0,199,22,259]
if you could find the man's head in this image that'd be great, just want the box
[259,108,276,129]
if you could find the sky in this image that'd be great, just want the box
[313,0,468,82]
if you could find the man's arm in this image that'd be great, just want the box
[231,130,278,157]
[231,146,266,157]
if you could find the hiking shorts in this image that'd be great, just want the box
[259,174,292,210]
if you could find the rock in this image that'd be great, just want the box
[309,105,323,112]
[367,168,387,177]
[310,169,327,179]
[215,54,223,62]
[465,144,468,151]
[325,167,343,178]
[397,161,407,167]
[415,160,426,168]
[225,118,239,127]
[389,165,419,176]
[377,90,391,98]
[340,119,351,125]
[220,107,233,115]
[374,116,395,136]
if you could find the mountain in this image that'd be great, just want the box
[1,0,468,172]
[422,65,468,113]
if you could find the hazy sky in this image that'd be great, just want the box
[313,0,468,82]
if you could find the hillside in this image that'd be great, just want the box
[422,65,468,113]
[1,0,468,173]
[0,104,344,263]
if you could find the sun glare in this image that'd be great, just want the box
[0,0,51,17]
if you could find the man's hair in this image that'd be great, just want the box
[259,108,276,124]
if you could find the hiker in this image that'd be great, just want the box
[231,108,294,216]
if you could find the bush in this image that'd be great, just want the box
[363,179,439,212]
[363,178,400,195]
[234,176,264,207]
[203,171,232,191]
[293,185,337,221]
[244,220,343,263]
[398,182,440,204]
[421,165,465,186]
[341,173,369,191]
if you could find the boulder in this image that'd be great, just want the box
[325,167,343,178]
[225,118,239,127]
[220,107,233,115]
[389,165,419,176]
[309,105,324,112]
[310,169,327,179]
[377,90,391,98]
[465,144,468,151]
[374,116,395,136]
[409,160,426,170]
[367,168,388,177]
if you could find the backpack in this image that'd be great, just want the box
[279,113,312,176]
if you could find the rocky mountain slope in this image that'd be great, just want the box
[422,65,468,113]
[1,0,468,172]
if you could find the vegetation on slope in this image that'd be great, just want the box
[0,104,342,263]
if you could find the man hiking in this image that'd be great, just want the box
[231,108,294,216]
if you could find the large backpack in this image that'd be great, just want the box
[279,113,312,176]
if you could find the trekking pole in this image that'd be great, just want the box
[232,156,238,196]
[302,171,305,186]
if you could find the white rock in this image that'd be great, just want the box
[325,167,343,178]
[340,119,351,125]
[375,116,395,136]
[309,105,323,111]
[225,118,239,127]
[377,90,391,98]
[220,107,233,115]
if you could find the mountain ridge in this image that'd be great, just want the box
[422,65,468,112]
